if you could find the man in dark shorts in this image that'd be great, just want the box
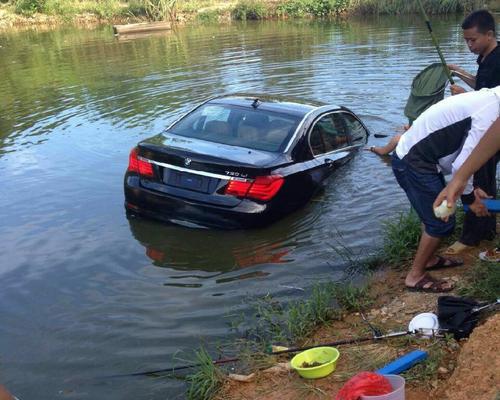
[392,86,499,292]
[446,10,500,254]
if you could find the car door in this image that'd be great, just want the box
[335,111,369,147]
[307,112,352,184]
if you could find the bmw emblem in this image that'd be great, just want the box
[184,158,192,167]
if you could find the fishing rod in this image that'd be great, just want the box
[416,0,454,85]
[103,330,412,378]
[269,330,411,355]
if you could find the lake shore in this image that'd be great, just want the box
[214,245,499,400]
[0,0,489,31]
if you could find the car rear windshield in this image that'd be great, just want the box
[168,103,302,152]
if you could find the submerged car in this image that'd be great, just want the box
[124,94,369,229]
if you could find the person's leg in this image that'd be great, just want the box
[392,156,455,291]
[405,232,446,287]
[459,156,497,245]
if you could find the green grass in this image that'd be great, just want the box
[185,346,225,400]
[458,260,500,302]
[401,339,445,384]
[348,0,474,15]
[381,208,421,266]
[7,0,476,21]
[239,280,372,349]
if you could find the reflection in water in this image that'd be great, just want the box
[0,16,480,400]
[126,208,318,271]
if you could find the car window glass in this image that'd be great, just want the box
[169,103,300,152]
[309,114,348,156]
[339,112,368,145]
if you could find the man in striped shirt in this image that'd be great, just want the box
[392,86,499,292]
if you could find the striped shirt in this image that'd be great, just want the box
[395,86,500,195]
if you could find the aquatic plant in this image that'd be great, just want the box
[185,346,225,400]
[381,208,421,265]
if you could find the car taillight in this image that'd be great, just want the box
[128,147,153,177]
[225,175,284,201]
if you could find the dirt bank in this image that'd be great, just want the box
[216,248,499,400]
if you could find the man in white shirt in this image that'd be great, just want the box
[391,86,499,292]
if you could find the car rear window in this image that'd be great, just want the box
[168,103,302,152]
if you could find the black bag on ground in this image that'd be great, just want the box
[437,296,482,339]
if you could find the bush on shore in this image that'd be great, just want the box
[6,0,476,21]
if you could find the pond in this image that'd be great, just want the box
[0,15,477,399]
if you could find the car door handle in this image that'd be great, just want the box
[325,158,334,165]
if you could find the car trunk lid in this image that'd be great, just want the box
[136,134,290,207]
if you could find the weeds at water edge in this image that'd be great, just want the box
[381,208,421,266]
[240,281,372,348]
[185,346,225,400]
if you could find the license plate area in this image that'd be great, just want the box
[163,169,211,193]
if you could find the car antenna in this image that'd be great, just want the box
[252,98,261,108]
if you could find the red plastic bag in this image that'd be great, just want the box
[335,372,392,400]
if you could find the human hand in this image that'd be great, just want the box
[469,188,492,217]
[450,84,466,95]
[433,178,467,221]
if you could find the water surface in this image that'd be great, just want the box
[0,16,477,399]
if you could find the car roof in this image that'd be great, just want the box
[209,93,339,118]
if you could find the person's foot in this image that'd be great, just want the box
[425,255,463,270]
[444,241,473,255]
[405,274,454,293]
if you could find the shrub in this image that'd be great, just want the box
[14,0,45,15]
[197,9,222,23]
[231,0,267,20]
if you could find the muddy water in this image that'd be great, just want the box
[0,16,477,399]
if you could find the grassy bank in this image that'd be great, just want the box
[183,208,498,399]
[0,0,476,28]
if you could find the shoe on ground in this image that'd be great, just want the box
[479,248,500,262]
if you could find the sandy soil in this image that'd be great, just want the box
[216,248,499,400]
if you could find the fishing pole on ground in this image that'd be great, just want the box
[416,0,454,85]
[104,298,499,379]
[102,329,413,379]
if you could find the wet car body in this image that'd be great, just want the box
[124,94,369,229]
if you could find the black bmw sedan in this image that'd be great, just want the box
[124,94,369,229]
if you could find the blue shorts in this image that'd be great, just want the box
[392,154,455,238]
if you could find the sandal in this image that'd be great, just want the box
[479,248,500,262]
[444,241,472,256]
[406,274,454,293]
[426,255,463,270]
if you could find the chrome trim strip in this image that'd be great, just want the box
[139,156,252,182]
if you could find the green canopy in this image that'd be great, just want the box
[404,63,450,124]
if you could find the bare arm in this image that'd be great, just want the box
[433,117,500,208]
[448,64,476,89]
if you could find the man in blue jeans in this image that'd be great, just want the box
[392,86,499,292]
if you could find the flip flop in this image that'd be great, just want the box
[426,255,463,270]
[406,274,454,293]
